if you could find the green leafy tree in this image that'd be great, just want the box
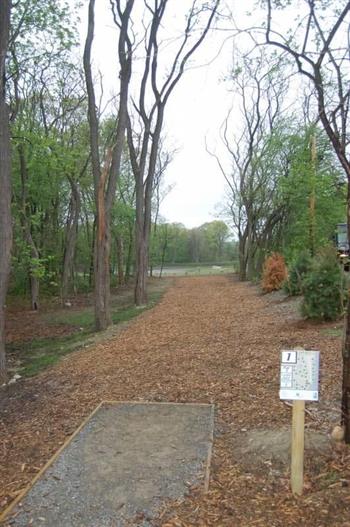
[199,221,229,262]
[8,0,84,309]
[0,0,12,383]
[280,127,345,261]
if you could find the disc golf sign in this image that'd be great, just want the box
[279,349,320,496]
[279,349,320,401]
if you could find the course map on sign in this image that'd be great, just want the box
[279,349,320,401]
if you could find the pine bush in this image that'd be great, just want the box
[261,252,288,293]
[301,247,347,321]
[284,251,313,296]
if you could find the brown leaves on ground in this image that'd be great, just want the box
[0,275,349,526]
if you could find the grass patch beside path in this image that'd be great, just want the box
[10,329,92,377]
[8,283,169,378]
[319,327,343,337]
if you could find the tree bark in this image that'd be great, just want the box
[116,234,125,286]
[342,192,350,443]
[89,216,96,288]
[238,229,248,281]
[125,222,133,282]
[343,303,350,443]
[62,178,81,302]
[309,134,316,257]
[134,186,148,304]
[84,0,109,329]
[0,0,12,383]
[159,225,168,278]
[238,250,247,281]
[84,0,133,329]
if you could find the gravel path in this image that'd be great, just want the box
[4,403,214,526]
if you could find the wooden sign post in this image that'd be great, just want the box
[291,400,305,495]
[279,349,320,496]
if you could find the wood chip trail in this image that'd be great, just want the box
[1,275,349,526]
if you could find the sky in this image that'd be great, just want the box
[77,1,349,232]
[157,32,234,228]
[78,1,257,229]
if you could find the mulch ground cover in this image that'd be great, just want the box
[1,275,349,526]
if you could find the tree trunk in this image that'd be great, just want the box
[239,257,247,281]
[255,249,266,276]
[94,234,111,328]
[134,241,148,305]
[89,216,96,288]
[84,0,110,329]
[94,159,112,329]
[159,227,168,278]
[247,245,257,281]
[0,0,12,384]
[29,273,39,311]
[309,134,316,257]
[84,0,109,330]
[84,0,133,329]
[62,179,81,303]
[134,198,148,305]
[125,223,133,283]
[116,235,125,286]
[343,303,350,442]
[134,114,163,305]
[342,195,350,443]
[238,236,248,281]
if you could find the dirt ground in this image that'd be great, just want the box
[4,279,169,347]
[1,275,350,526]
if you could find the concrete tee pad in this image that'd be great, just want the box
[2,402,214,527]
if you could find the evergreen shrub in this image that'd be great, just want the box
[301,247,347,321]
[284,251,313,296]
[261,252,288,293]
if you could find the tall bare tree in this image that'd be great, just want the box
[125,0,220,305]
[149,142,176,277]
[209,50,288,280]
[83,0,134,330]
[262,0,350,442]
[0,0,12,383]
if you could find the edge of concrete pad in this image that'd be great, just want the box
[0,401,105,524]
[0,400,215,525]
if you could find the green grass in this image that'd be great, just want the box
[8,329,92,377]
[10,289,166,377]
[23,354,65,377]
[155,264,236,277]
[44,309,95,328]
[320,327,343,337]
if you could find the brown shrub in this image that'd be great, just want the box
[261,252,288,293]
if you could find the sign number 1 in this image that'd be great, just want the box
[282,351,297,364]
